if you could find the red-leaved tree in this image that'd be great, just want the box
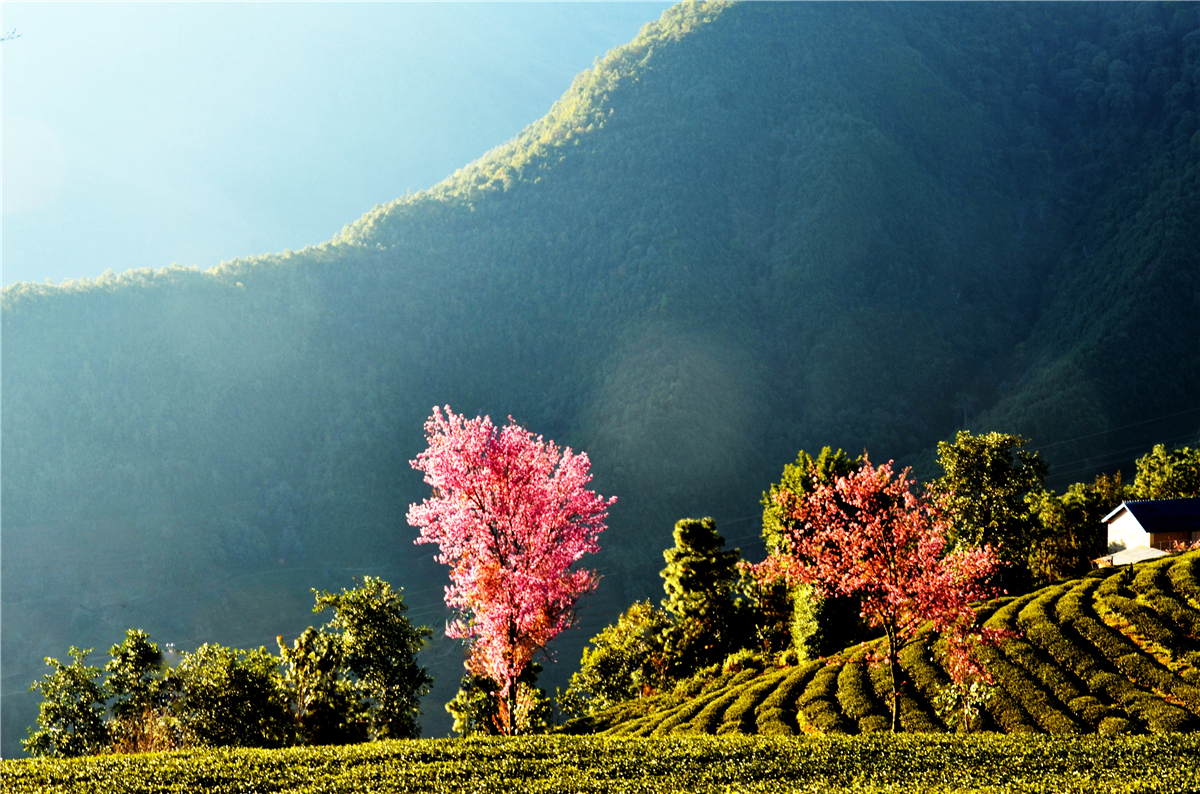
[747,456,1005,732]
[407,407,615,734]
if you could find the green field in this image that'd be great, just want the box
[567,551,1200,737]
[3,733,1199,793]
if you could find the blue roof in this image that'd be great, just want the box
[1110,498,1200,533]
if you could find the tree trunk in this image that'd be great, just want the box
[887,625,902,733]
[506,683,519,736]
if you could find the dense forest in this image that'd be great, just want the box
[3,2,1198,754]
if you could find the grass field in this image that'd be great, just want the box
[3,733,1199,793]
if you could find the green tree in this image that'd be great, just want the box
[1132,445,1200,500]
[105,629,177,753]
[761,447,861,553]
[1028,471,1127,583]
[660,517,747,674]
[278,626,366,746]
[171,644,294,749]
[445,665,551,737]
[560,600,672,717]
[23,647,108,758]
[311,576,433,740]
[760,448,864,659]
[931,431,1048,589]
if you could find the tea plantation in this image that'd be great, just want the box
[568,551,1200,737]
[4,552,1198,792]
[3,733,1199,793]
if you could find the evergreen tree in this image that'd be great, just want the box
[659,517,747,674]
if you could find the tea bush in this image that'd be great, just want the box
[5,734,1200,793]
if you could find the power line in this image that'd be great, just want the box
[1036,405,1200,450]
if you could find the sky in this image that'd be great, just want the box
[1,2,670,286]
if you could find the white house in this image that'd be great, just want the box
[1102,498,1200,554]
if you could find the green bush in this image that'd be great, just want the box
[717,670,787,736]
[1169,553,1200,608]
[1067,696,1115,728]
[835,657,885,726]
[866,658,940,733]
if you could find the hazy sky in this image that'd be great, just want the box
[2,2,670,286]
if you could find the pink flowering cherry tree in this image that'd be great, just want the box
[747,456,1006,732]
[407,407,615,734]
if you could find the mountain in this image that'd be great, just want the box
[3,2,1198,754]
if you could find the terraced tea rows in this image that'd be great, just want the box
[569,550,1200,736]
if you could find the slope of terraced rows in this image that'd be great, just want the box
[565,550,1200,736]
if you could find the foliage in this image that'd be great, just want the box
[1132,444,1200,499]
[760,448,861,554]
[24,579,428,756]
[659,518,749,676]
[278,626,365,746]
[22,648,108,758]
[560,600,672,717]
[931,431,1048,588]
[7,734,1200,793]
[1027,472,1126,582]
[408,407,614,734]
[102,630,177,754]
[577,550,1200,739]
[170,643,294,749]
[749,457,1005,731]
[310,576,433,740]
[759,448,866,659]
[445,666,552,738]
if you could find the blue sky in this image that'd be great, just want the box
[2,2,669,286]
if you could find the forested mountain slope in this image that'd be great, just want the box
[3,2,1197,753]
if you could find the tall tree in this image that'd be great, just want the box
[407,406,615,734]
[659,517,747,674]
[279,577,432,744]
[931,431,1047,588]
[760,448,864,658]
[750,457,1004,732]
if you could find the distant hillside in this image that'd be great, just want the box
[563,550,1200,736]
[2,2,1198,754]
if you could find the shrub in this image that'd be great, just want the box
[836,657,884,724]
[717,671,788,735]
[1098,716,1134,734]
[866,658,941,733]
[1168,552,1200,608]
[561,600,672,717]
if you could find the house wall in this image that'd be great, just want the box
[1149,531,1191,550]
[1107,510,1149,553]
